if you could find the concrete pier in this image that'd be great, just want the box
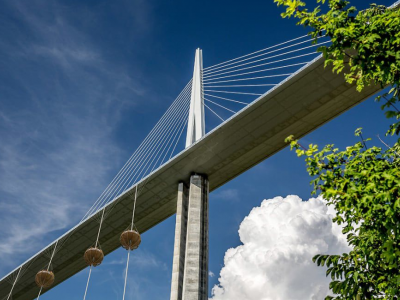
[170,175,209,300]
[182,174,209,300]
[170,182,189,300]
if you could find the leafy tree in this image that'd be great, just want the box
[275,0,400,298]
[286,132,400,299]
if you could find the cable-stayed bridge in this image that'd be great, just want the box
[0,32,383,300]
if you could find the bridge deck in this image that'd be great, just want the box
[0,55,381,300]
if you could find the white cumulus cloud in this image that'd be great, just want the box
[210,195,350,300]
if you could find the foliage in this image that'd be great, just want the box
[274,0,400,135]
[275,0,400,298]
[286,133,400,299]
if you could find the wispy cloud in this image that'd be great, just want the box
[212,188,240,201]
[0,0,153,276]
[95,249,169,300]
[107,250,167,270]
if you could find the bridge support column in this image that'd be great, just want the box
[170,182,189,300]
[183,174,209,300]
[170,174,209,300]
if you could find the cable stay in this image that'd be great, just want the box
[203,36,324,74]
[116,95,191,198]
[81,81,193,221]
[203,62,308,81]
[204,90,264,96]
[89,95,190,219]
[205,84,278,88]
[204,41,330,77]
[202,52,318,79]
[204,73,291,85]
[203,102,225,122]
[81,83,191,220]
[103,87,190,210]
[83,80,192,219]
[203,33,310,71]
[163,112,190,163]
[169,112,190,160]
[135,104,190,198]
[204,93,249,105]
[204,98,237,114]
[204,74,292,86]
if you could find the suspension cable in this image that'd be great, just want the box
[122,185,139,300]
[83,267,92,300]
[204,99,236,114]
[203,52,318,79]
[130,104,190,191]
[204,73,291,85]
[204,93,248,105]
[204,90,264,96]
[82,80,192,220]
[91,101,187,215]
[113,92,191,200]
[169,112,190,160]
[204,102,224,122]
[106,83,192,201]
[162,108,191,163]
[203,36,319,74]
[82,207,106,300]
[94,96,189,213]
[203,34,309,71]
[204,41,330,77]
[6,266,22,300]
[82,81,192,220]
[135,98,191,197]
[100,84,191,202]
[37,241,58,300]
[205,84,277,88]
[82,81,192,219]
[203,62,307,81]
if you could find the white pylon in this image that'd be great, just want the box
[185,48,205,148]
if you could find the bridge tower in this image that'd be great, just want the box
[170,49,209,300]
[185,48,205,147]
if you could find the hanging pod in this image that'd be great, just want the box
[120,230,141,250]
[35,240,58,293]
[83,247,104,267]
[35,270,55,288]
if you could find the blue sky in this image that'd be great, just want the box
[0,0,397,299]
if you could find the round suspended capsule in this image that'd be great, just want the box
[83,247,104,267]
[120,230,141,250]
[35,270,55,288]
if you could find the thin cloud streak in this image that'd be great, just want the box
[0,0,153,276]
[107,250,166,270]
[212,188,240,201]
